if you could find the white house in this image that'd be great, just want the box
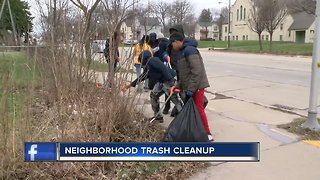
[120,21,133,41]
[121,17,163,41]
[221,0,315,43]
[136,17,162,39]
[195,22,220,41]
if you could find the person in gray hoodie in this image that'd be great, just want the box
[169,32,213,141]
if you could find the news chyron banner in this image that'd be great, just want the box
[25,142,260,162]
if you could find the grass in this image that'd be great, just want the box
[278,118,320,140]
[198,40,313,56]
[90,60,109,72]
[0,51,40,126]
[90,61,135,73]
[0,51,40,88]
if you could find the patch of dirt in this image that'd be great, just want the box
[278,118,320,140]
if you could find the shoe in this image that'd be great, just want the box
[208,134,214,142]
[163,108,170,115]
[156,116,164,123]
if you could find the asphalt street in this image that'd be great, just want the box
[200,50,320,115]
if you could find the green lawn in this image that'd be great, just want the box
[90,61,109,72]
[0,51,39,115]
[198,40,313,56]
[0,52,39,88]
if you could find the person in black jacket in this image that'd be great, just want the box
[163,24,185,116]
[121,50,183,123]
[103,38,120,71]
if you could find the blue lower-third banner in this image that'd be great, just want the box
[24,142,260,162]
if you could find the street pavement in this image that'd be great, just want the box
[95,49,320,180]
[189,50,320,180]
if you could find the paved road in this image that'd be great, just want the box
[202,51,313,87]
[188,50,320,180]
[200,50,320,115]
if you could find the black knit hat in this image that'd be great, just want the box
[169,32,184,44]
[140,35,150,44]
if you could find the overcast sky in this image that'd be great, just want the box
[26,0,236,16]
[26,0,236,34]
[193,0,236,15]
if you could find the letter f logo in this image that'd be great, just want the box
[28,144,38,161]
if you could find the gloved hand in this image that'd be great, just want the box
[186,91,193,97]
[170,86,181,96]
[120,84,130,92]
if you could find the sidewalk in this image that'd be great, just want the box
[141,91,320,180]
[95,72,320,180]
[188,98,320,180]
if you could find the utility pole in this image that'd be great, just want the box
[303,0,320,131]
[219,0,231,49]
[53,0,57,43]
[228,0,231,49]
[0,0,6,21]
[0,0,18,45]
[7,0,18,45]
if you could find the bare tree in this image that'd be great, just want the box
[168,0,193,25]
[287,0,315,15]
[151,1,170,33]
[216,7,228,40]
[70,0,101,62]
[102,0,138,88]
[184,14,197,37]
[248,0,266,51]
[165,0,195,36]
[136,4,158,37]
[264,0,287,51]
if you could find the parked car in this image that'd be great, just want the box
[123,39,138,45]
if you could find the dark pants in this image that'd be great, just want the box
[164,94,171,111]
[150,82,183,118]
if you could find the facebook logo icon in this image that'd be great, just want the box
[28,144,37,160]
[24,143,57,161]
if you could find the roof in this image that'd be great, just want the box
[288,12,315,30]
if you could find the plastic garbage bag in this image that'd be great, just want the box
[163,98,209,142]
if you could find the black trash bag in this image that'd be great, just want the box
[204,95,208,109]
[163,98,209,142]
[181,93,209,109]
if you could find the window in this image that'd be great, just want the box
[214,26,218,31]
[280,24,283,30]
[225,27,228,33]
[311,30,315,33]
[237,9,239,21]
[280,35,283,41]
[262,35,264,40]
[233,36,235,40]
[225,36,227,41]
[244,8,246,20]
[214,33,218,37]
[266,35,269,41]
[289,31,291,37]
[246,35,248,40]
[236,36,238,40]
[243,35,245,40]
[240,6,243,20]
